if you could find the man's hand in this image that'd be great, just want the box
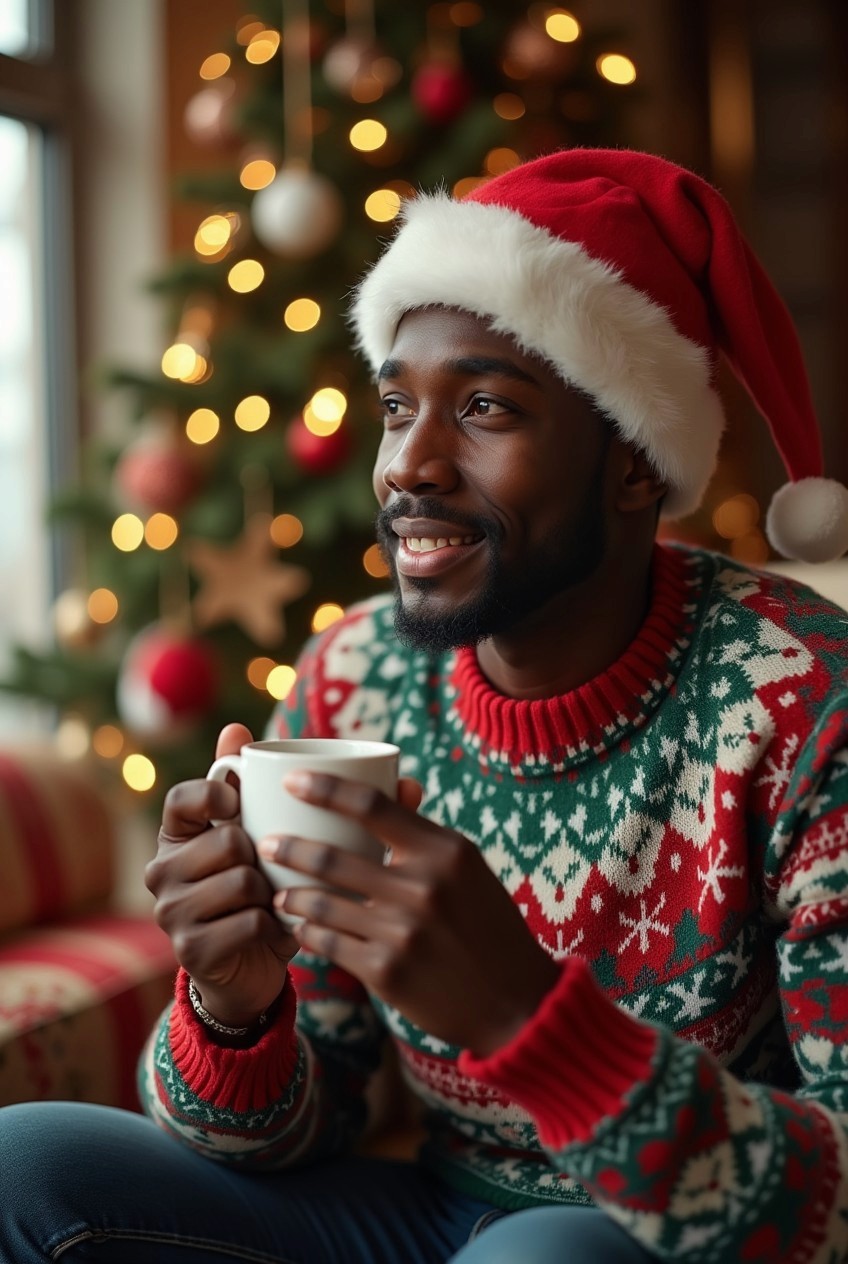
[257,772,561,1056]
[145,723,299,1028]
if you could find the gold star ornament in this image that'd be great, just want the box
[186,514,311,646]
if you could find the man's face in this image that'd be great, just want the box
[372,307,613,654]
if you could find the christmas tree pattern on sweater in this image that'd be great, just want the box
[140,545,848,1262]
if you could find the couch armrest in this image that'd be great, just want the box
[0,750,115,936]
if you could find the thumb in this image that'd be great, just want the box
[398,777,423,812]
[216,723,254,760]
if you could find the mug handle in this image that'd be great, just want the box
[206,754,243,827]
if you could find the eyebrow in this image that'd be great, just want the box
[377,355,542,388]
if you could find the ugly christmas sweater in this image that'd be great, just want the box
[140,545,848,1263]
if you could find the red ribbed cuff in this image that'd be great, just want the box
[458,956,659,1149]
[169,968,300,1114]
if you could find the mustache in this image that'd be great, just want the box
[375,497,501,543]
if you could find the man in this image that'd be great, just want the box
[3,149,848,1263]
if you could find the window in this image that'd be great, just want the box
[0,0,76,735]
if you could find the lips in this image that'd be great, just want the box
[391,517,485,578]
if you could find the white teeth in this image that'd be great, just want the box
[405,536,477,552]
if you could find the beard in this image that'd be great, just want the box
[374,454,609,655]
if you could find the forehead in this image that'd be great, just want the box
[386,306,545,374]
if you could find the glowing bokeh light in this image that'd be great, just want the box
[712,493,760,540]
[199,53,231,80]
[112,514,145,552]
[493,92,525,120]
[266,664,297,700]
[597,53,637,84]
[92,724,124,759]
[194,213,234,257]
[56,716,90,760]
[145,513,179,550]
[362,543,390,578]
[234,395,271,431]
[485,147,520,175]
[730,532,770,565]
[311,603,345,633]
[240,158,277,190]
[309,387,347,422]
[284,298,321,331]
[87,588,118,624]
[270,513,304,547]
[246,29,280,63]
[227,259,265,293]
[364,187,402,222]
[546,10,581,42]
[123,753,156,792]
[161,342,199,380]
[186,407,220,444]
[349,119,387,152]
[236,17,265,45]
[247,656,276,689]
[452,176,486,198]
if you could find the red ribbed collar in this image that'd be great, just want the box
[448,544,700,773]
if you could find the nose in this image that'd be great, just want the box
[380,414,459,496]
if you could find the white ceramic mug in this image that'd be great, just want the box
[206,738,400,911]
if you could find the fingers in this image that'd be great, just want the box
[170,905,297,979]
[160,777,241,839]
[157,864,270,928]
[281,772,443,857]
[216,723,253,760]
[398,777,424,811]
[259,834,400,902]
[151,821,256,888]
[278,884,407,945]
[292,920,394,986]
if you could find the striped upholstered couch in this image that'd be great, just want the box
[0,750,175,1110]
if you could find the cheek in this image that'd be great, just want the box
[372,434,394,503]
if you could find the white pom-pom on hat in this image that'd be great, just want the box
[765,477,848,564]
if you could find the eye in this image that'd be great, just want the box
[465,396,510,418]
[379,396,416,421]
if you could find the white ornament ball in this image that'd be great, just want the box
[765,477,848,563]
[183,81,236,146]
[251,168,343,259]
[323,36,371,93]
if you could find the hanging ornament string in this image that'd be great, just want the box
[282,0,313,168]
[425,0,461,64]
[160,547,194,635]
[252,0,344,258]
[345,0,375,46]
[412,5,473,127]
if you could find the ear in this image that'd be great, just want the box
[614,446,667,515]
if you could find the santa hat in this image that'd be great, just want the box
[351,148,848,563]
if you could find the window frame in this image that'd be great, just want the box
[0,0,80,640]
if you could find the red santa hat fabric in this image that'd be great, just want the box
[351,148,848,563]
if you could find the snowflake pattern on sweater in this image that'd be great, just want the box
[140,545,848,1262]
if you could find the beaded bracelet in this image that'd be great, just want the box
[188,978,272,1041]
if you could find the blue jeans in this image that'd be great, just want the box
[0,1102,653,1262]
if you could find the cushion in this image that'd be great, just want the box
[0,912,175,1110]
[0,752,115,935]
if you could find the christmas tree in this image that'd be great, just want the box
[1,1,638,808]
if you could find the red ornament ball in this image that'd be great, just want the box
[117,626,218,740]
[411,63,474,124]
[286,415,352,474]
[115,433,203,515]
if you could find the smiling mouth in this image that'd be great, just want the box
[404,535,481,552]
